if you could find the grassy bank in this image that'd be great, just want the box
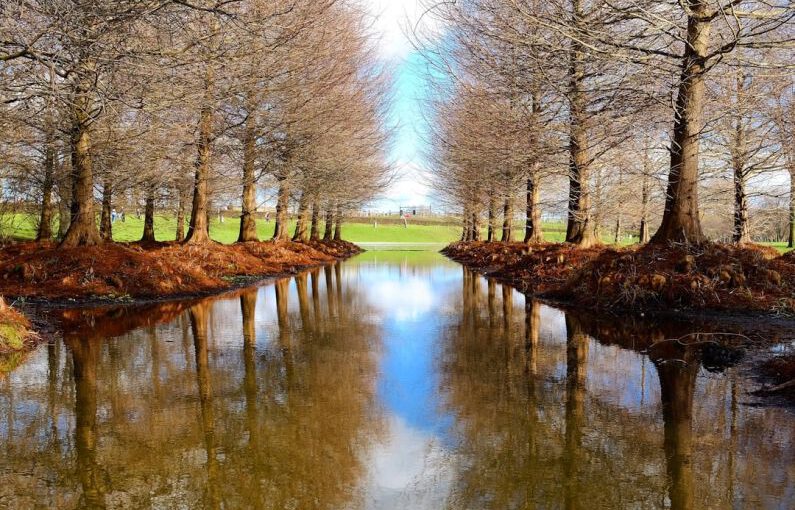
[0,299,33,375]
[443,241,795,316]
[2,212,464,244]
[0,299,30,351]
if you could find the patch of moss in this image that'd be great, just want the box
[0,322,26,351]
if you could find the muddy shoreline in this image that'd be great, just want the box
[443,241,795,405]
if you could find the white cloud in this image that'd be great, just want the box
[359,0,442,59]
[367,160,432,210]
[368,276,436,321]
[356,1,446,210]
[358,415,454,509]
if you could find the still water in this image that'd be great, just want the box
[1,250,793,509]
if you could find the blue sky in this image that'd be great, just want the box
[363,0,443,210]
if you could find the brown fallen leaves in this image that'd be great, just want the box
[443,241,795,315]
[442,241,605,294]
[0,239,362,302]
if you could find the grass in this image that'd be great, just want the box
[0,323,24,351]
[0,299,30,358]
[0,212,786,250]
[768,242,792,253]
[0,213,639,246]
[2,212,466,244]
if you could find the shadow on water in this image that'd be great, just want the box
[0,254,792,509]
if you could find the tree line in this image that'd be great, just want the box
[421,0,793,247]
[0,0,391,248]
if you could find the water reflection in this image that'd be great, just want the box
[443,269,794,509]
[69,335,106,509]
[0,253,793,509]
[0,264,380,508]
[654,343,698,510]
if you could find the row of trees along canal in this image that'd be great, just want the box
[0,0,391,248]
[421,0,794,246]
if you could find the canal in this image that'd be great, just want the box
[1,249,793,509]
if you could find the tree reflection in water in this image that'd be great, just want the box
[189,302,221,509]
[0,262,380,508]
[564,315,588,510]
[0,260,792,508]
[651,342,699,510]
[68,335,107,509]
[442,268,795,509]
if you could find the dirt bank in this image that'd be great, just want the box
[0,239,362,304]
[442,241,603,294]
[444,240,795,406]
[443,240,795,316]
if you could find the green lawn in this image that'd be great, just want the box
[1,213,466,244]
[767,242,792,253]
[0,212,785,251]
[0,213,628,245]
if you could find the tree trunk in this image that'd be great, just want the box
[206,201,212,237]
[524,82,544,245]
[237,109,258,242]
[461,205,470,241]
[333,207,342,240]
[175,186,187,242]
[789,169,795,249]
[613,171,622,244]
[639,161,651,244]
[323,207,334,241]
[650,3,710,245]
[309,203,320,240]
[99,179,113,241]
[732,168,750,244]
[471,211,481,241]
[37,69,57,242]
[524,170,543,244]
[731,75,750,244]
[141,186,156,242]
[592,169,605,241]
[57,163,71,240]
[185,65,214,245]
[292,193,309,242]
[487,196,496,242]
[564,0,597,248]
[501,198,513,242]
[37,128,56,242]
[272,180,290,241]
[60,104,101,248]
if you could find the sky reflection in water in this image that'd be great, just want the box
[0,249,793,509]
